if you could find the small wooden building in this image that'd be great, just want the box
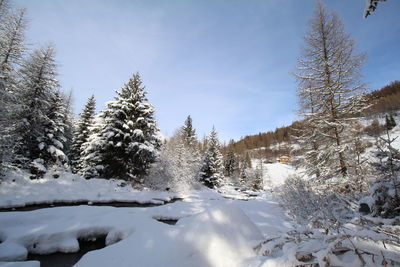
[278,155,291,163]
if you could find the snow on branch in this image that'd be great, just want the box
[364,0,387,18]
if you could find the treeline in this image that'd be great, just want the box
[0,1,74,174]
[366,80,400,115]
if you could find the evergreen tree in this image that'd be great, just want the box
[390,115,397,129]
[36,90,69,167]
[252,160,264,191]
[238,152,252,187]
[62,91,75,161]
[224,140,239,178]
[181,115,197,147]
[200,127,224,188]
[386,114,396,131]
[81,73,161,184]
[224,150,238,177]
[71,95,96,172]
[14,45,60,168]
[79,113,105,179]
[180,115,201,167]
[295,3,367,186]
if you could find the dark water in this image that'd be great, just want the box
[155,218,179,225]
[27,236,107,267]
[0,198,183,212]
[3,198,183,266]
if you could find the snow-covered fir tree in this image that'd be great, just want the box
[60,90,74,161]
[238,152,252,186]
[295,3,368,189]
[81,73,161,184]
[224,149,238,178]
[71,95,96,172]
[224,140,239,182]
[14,45,61,169]
[387,114,397,131]
[181,115,197,147]
[200,127,224,188]
[79,113,105,179]
[180,115,201,167]
[36,90,69,168]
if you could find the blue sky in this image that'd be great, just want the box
[15,0,400,142]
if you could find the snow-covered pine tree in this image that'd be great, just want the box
[181,115,197,148]
[200,127,224,188]
[295,3,368,188]
[238,152,252,187]
[180,115,201,170]
[81,73,161,184]
[389,115,397,129]
[79,113,105,179]
[224,150,238,177]
[14,45,60,169]
[386,114,396,131]
[36,90,69,167]
[71,95,96,172]
[224,140,239,178]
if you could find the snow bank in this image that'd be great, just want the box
[0,169,178,208]
[76,204,263,267]
[0,201,264,267]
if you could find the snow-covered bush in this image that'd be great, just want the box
[241,165,263,191]
[259,219,400,266]
[369,175,400,218]
[369,124,400,218]
[278,176,356,229]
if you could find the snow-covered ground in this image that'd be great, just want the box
[261,162,298,188]
[1,126,399,267]
[0,166,296,267]
[0,170,179,209]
